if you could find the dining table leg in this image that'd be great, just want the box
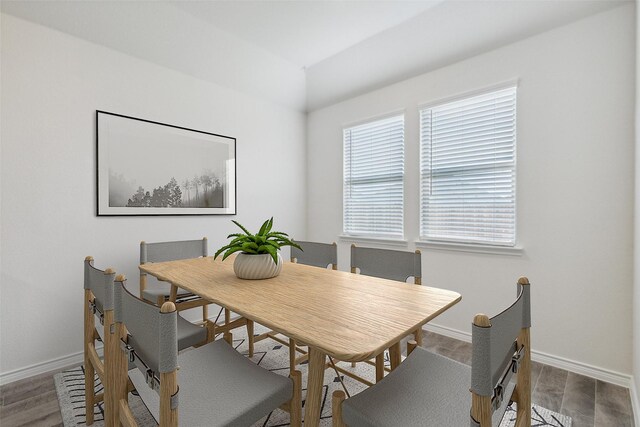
[169,283,178,302]
[306,347,326,427]
[389,341,401,371]
[375,353,385,382]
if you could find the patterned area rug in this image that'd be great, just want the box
[55,326,571,426]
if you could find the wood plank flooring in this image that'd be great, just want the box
[422,331,635,427]
[0,331,635,426]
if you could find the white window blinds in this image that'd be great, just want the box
[420,87,517,246]
[344,115,404,238]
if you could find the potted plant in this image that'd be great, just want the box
[214,217,302,279]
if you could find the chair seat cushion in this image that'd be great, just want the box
[142,283,191,301]
[343,348,472,427]
[177,315,206,351]
[177,339,292,426]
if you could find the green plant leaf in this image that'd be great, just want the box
[214,243,235,259]
[241,241,259,253]
[265,240,281,249]
[264,217,274,234]
[266,231,289,238]
[232,220,252,236]
[257,218,270,236]
[262,244,278,264]
[215,218,300,263]
[228,236,249,245]
[221,246,244,261]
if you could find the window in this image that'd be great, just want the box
[420,87,517,246]
[343,114,404,238]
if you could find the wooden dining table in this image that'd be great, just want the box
[139,256,461,426]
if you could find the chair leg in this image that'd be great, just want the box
[289,338,297,373]
[413,327,423,347]
[84,291,96,426]
[202,304,208,323]
[389,342,401,371]
[471,392,492,426]
[84,359,95,425]
[289,370,302,427]
[375,353,385,382]
[407,339,417,355]
[350,362,356,368]
[160,370,178,427]
[246,320,254,357]
[224,332,234,345]
[223,308,233,345]
[516,327,531,427]
[332,390,347,427]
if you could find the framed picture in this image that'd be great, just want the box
[96,111,236,216]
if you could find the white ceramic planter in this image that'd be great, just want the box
[233,252,283,279]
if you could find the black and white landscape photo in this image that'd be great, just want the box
[97,111,236,215]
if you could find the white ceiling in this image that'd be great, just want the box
[173,1,442,68]
[1,0,630,111]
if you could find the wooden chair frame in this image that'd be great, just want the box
[332,278,532,427]
[139,238,210,321]
[140,238,253,355]
[83,257,112,426]
[470,278,531,426]
[350,244,423,381]
[84,257,136,427]
[112,300,302,427]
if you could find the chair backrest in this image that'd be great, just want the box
[83,257,117,426]
[114,275,178,376]
[113,275,180,426]
[291,241,337,269]
[139,238,208,297]
[84,256,115,315]
[140,238,208,264]
[350,245,421,284]
[470,277,531,426]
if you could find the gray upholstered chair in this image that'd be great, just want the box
[111,275,302,427]
[350,244,423,378]
[139,239,212,347]
[140,238,254,355]
[84,258,208,426]
[332,277,532,427]
[350,244,422,286]
[290,240,338,270]
[83,256,115,426]
[139,238,209,318]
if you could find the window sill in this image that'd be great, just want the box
[339,235,408,247]
[415,240,523,256]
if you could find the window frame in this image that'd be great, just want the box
[418,84,518,248]
[342,112,406,240]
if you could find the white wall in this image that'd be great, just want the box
[0,14,306,379]
[0,1,307,111]
[307,5,635,377]
[633,0,640,420]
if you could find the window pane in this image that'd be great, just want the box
[344,115,404,238]
[420,87,516,246]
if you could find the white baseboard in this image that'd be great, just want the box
[424,324,633,388]
[425,323,472,343]
[0,345,102,386]
[631,377,639,427]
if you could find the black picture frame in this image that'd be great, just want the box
[96,110,237,216]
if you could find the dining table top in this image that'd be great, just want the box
[139,256,462,362]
